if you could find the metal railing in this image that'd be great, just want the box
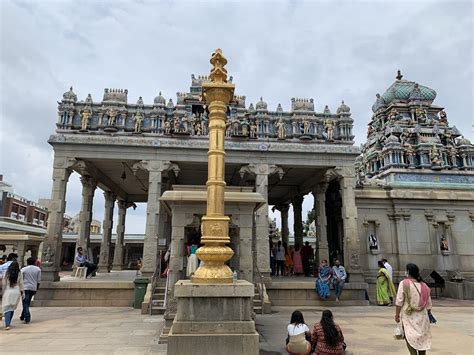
[148,250,163,316]
[252,252,267,315]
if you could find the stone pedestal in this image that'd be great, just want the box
[167,280,259,355]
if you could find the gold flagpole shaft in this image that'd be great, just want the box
[192,49,235,283]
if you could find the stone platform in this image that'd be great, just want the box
[32,271,136,307]
[267,278,369,306]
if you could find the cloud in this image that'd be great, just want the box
[1,0,472,234]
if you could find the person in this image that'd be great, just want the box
[274,241,285,277]
[186,240,199,277]
[2,261,24,330]
[316,260,332,300]
[311,310,345,355]
[286,310,311,355]
[301,242,313,277]
[382,258,393,281]
[74,247,97,278]
[332,260,347,302]
[0,255,6,265]
[395,263,432,355]
[376,260,396,306]
[285,245,294,276]
[20,257,41,324]
[0,253,18,277]
[382,258,394,303]
[269,240,276,276]
[293,244,303,275]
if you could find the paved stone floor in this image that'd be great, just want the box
[0,299,472,354]
[257,299,474,355]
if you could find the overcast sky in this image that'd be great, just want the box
[1,0,472,235]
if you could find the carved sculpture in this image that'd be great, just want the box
[429,144,443,167]
[249,121,257,138]
[134,111,143,133]
[368,233,378,250]
[164,120,171,135]
[439,110,448,126]
[107,108,117,126]
[415,107,427,123]
[80,109,91,131]
[440,234,449,251]
[324,119,335,141]
[302,117,310,135]
[276,118,286,139]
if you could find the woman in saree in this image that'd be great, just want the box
[395,263,432,355]
[315,260,332,299]
[293,244,303,275]
[376,260,396,305]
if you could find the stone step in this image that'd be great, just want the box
[151,307,165,315]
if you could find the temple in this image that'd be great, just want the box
[33,70,474,309]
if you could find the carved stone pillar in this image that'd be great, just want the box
[98,191,116,273]
[41,157,75,281]
[134,160,179,276]
[339,172,363,281]
[280,204,290,246]
[292,195,304,248]
[313,183,329,265]
[76,176,97,259]
[112,201,132,271]
[239,163,283,278]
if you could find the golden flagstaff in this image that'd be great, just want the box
[192,49,236,283]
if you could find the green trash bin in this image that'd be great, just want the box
[133,277,150,309]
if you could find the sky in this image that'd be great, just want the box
[0,0,472,235]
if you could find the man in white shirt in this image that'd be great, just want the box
[332,259,347,301]
[382,258,393,281]
[20,257,41,324]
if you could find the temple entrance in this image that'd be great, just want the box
[326,180,344,266]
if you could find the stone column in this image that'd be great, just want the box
[112,200,130,271]
[75,176,97,257]
[339,171,364,281]
[313,183,329,265]
[98,191,116,273]
[41,157,75,281]
[292,195,304,247]
[275,204,290,246]
[133,160,179,276]
[239,164,283,278]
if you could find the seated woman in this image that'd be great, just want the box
[315,260,332,299]
[286,310,311,355]
[311,310,345,355]
[376,260,396,306]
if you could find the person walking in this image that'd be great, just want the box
[286,310,311,355]
[20,257,41,324]
[395,263,432,355]
[2,261,24,330]
[75,247,97,278]
[311,310,345,354]
[376,260,396,305]
[0,253,18,276]
[332,260,347,301]
[285,245,294,276]
[274,241,286,277]
[382,258,393,281]
[315,260,332,300]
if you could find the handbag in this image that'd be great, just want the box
[393,325,404,340]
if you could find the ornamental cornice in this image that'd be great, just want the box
[49,134,361,155]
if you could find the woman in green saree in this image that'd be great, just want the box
[376,260,396,305]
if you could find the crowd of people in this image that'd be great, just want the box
[270,241,315,277]
[286,261,434,354]
[0,253,42,330]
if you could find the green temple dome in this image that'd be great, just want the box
[372,71,437,112]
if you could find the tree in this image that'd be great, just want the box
[303,208,316,236]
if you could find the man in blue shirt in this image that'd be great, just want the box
[332,259,347,301]
[0,253,18,276]
[75,247,97,278]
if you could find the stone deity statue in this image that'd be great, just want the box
[164,120,171,134]
[231,117,240,135]
[276,118,286,139]
[181,114,189,133]
[448,146,458,167]
[173,117,180,133]
[107,109,117,126]
[225,121,232,137]
[429,144,442,166]
[388,108,399,123]
[195,122,202,136]
[134,111,143,133]
[302,117,311,135]
[249,121,257,138]
[439,110,448,126]
[440,235,449,251]
[404,143,415,166]
[415,107,427,122]
[42,245,55,266]
[368,233,378,250]
[324,119,335,141]
[80,110,91,131]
